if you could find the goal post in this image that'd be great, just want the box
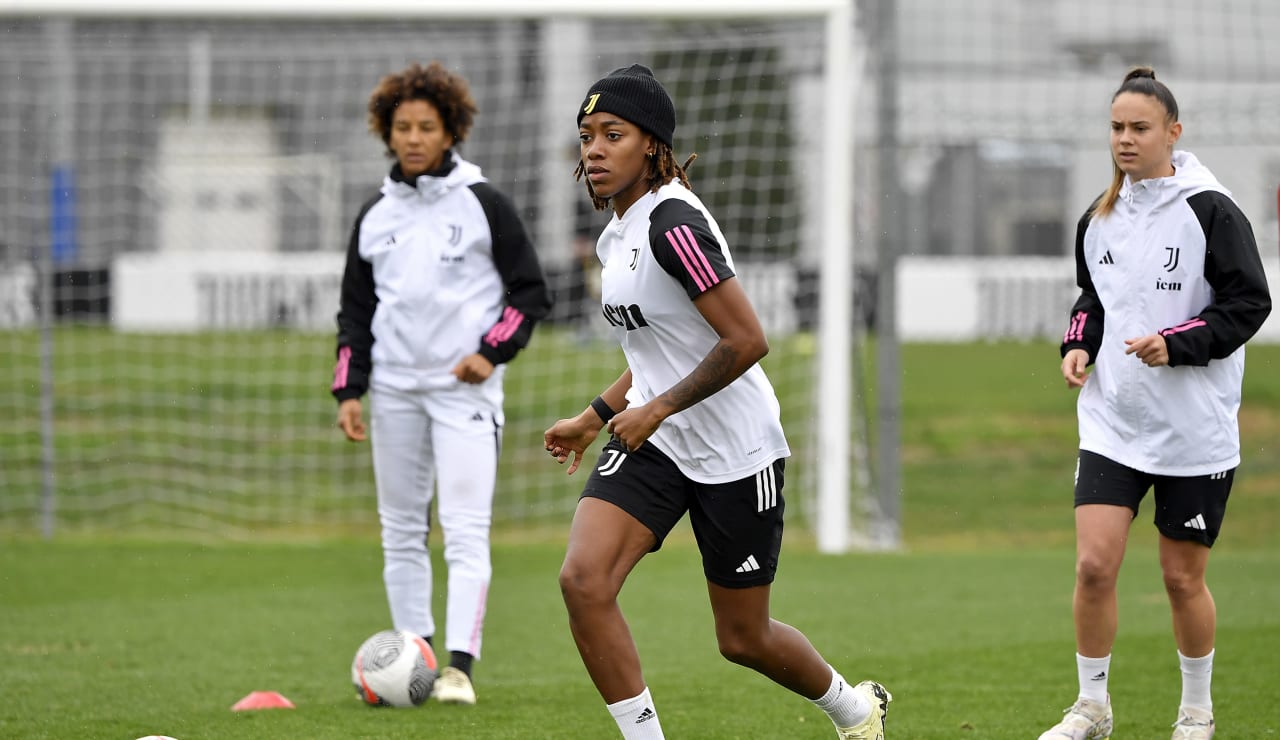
[0,0,870,552]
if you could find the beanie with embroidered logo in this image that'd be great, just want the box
[577,64,676,147]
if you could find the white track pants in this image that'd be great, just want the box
[369,383,500,659]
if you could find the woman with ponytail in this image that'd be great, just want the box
[544,64,891,740]
[1043,67,1271,740]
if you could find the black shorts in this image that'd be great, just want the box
[1074,450,1234,547]
[581,437,786,589]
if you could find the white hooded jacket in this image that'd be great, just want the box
[332,152,551,404]
[1062,150,1271,476]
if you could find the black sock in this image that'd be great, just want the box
[449,650,474,677]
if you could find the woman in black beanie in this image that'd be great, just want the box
[545,64,892,740]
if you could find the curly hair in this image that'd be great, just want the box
[367,62,477,156]
[574,142,698,211]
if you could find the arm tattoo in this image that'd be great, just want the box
[659,342,742,414]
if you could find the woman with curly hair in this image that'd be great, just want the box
[332,61,551,706]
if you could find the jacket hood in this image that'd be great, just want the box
[383,150,486,201]
[1119,150,1229,206]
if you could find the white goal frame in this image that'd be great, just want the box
[4,0,861,553]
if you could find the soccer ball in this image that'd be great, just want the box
[351,629,438,707]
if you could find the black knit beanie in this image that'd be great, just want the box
[577,64,676,148]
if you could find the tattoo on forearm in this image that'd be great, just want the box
[662,343,740,412]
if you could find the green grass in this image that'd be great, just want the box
[2,334,1279,736]
[1,537,1278,738]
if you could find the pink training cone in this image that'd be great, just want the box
[231,690,296,711]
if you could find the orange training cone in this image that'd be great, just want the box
[231,690,296,711]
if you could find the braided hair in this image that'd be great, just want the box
[574,142,698,211]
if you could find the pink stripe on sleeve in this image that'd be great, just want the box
[678,225,720,286]
[331,345,351,391]
[484,306,525,347]
[1160,319,1207,336]
[1064,311,1087,343]
[666,229,708,292]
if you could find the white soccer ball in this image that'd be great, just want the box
[351,629,438,707]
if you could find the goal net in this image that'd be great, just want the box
[0,2,864,546]
[5,0,1278,548]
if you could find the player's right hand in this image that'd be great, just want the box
[1061,349,1090,389]
[544,415,601,475]
[337,398,367,442]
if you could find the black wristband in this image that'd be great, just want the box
[589,396,616,425]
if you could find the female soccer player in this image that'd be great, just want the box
[544,64,891,740]
[332,61,551,706]
[1041,67,1270,740]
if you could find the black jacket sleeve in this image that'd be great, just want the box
[1061,201,1105,362]
[1160,191,1272,367]
[469,182,552,365]
[331,195,382,403]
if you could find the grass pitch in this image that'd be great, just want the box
[2,535,1278,738]
[2,339,1279,737]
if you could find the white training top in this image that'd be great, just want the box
[596,180,790,484]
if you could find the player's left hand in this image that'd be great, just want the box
[1124,333,1169,367]
[452,353,495,384]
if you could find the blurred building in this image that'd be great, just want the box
[864,0,1280,259]
[0,2,1276,292]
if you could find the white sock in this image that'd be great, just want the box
[1076,653,1111,704]
[1179,649,1214,712]
[811,668,870,728]
[607,687,664,739]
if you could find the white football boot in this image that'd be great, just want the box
[1038,696,1113,740]
[835,680,892,739]
[431,666,477,705]
[1170,706,1215,739]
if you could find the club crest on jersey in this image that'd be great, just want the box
[1163,246,1180,272]
[448,224,463,246]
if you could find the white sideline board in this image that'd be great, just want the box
[897,255,1280,344]
[112,251,343,332]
